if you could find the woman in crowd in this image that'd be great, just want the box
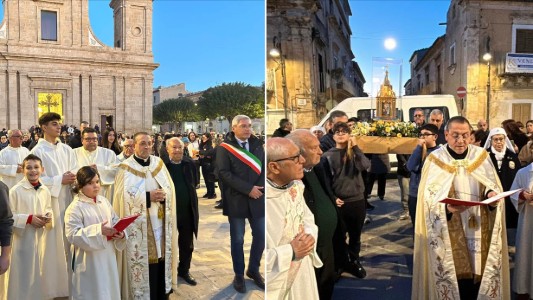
[199,133,216,199]
[187,131,201,188]
[322,122,370,279]
[483,128,521,230]
[64,166,126,300]
[502,119,529,152]
[101,128,122,155]
[59,130,69,144]
[526,120,533,137]
[310,125,326,140]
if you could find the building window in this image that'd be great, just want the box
[41,10,57,41]
[512,24,533,53]
[449,43,456,66]
[515,29,533,53]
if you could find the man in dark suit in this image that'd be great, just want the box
[165,137,199,286]
[215,115,265,293]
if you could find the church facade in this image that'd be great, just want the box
[0,0,158,133]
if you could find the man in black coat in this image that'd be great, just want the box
[165,137,199,286]
[271,118,292,137]
[0,181,13,275]
[287,129,348,299]
[215,115,265,293]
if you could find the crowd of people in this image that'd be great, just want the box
[0,112,266,299]
[266,111,533,299]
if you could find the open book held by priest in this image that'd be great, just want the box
[439,189,522,206]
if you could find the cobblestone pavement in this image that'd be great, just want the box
[332,179,516,299]
[171,184,265,300]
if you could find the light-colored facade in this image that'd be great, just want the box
[266,0,365,132]
[409,0,533,127]
[153,83,190,105]
[0,0,158,132]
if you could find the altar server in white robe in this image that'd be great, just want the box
[64,166,126,300]
[113,132,178,300]
[0,154,68,300]
[74,128,119,201]
[30,112,78,226]
[265,138,322,300]
[510,164,533,300]
[0,129,29,189]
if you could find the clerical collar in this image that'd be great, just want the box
[169,159,182,165]
[447,145,467,160]
[133,154,151,166]
[303,167,314,172]
[266,178,293,189]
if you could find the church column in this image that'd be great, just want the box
[7,71,19,129]
[70,73,81,126]
[0,71,7,128]
[18,73,33,130]
[80,74,90,124]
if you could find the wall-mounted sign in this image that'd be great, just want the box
[505,53,533,73]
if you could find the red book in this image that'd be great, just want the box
[439,189,522,207]
[107,214,140,240]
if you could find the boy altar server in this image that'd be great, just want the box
[0,154,68,300]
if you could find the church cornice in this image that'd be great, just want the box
[1,52,159,71]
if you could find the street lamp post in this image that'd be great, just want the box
[483,53,492,128]
[269,34,289,119]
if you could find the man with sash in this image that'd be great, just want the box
[215,115,265,293]
[113,132,178,300]
[412,116,510,299]
[74,128,119,201]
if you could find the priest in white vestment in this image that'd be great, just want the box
[113,132,178,300]
[74,128,119,201]
[413,116,510,300]
[510,163,533,299]
[0,154,68,300]
[265,138,322,300]
[0,129,29,189]
[64,166,126,300]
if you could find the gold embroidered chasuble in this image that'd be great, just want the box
[412,145,510,300]
[113,155,178,300]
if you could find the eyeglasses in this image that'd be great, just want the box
[450,133,470,141]
[419,133,435,137]
[272,153,303,164]
[414,114,423,117]
[492,137,505,142]
[334,130,350,136]
[83,138,98,141]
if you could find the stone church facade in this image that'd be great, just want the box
[0,0,158,133]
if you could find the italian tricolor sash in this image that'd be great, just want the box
[220,142,262,175]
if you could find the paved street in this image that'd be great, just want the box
[332,179,517,300]
[172,183,265,300]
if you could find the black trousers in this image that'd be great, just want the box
[366,173,387,198]
[408,195,417,226]
[177,213,195,274]
[193,159,201,186]
[339,200,366,260]
[315,244,336,300]
[149,259,167,300]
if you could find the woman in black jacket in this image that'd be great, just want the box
[199,133,216,199]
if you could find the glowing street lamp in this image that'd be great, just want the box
[483,53,492,127]
[270,34,289,119]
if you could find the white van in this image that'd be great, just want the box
[317,95,459,172]
[318,94,459,127]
